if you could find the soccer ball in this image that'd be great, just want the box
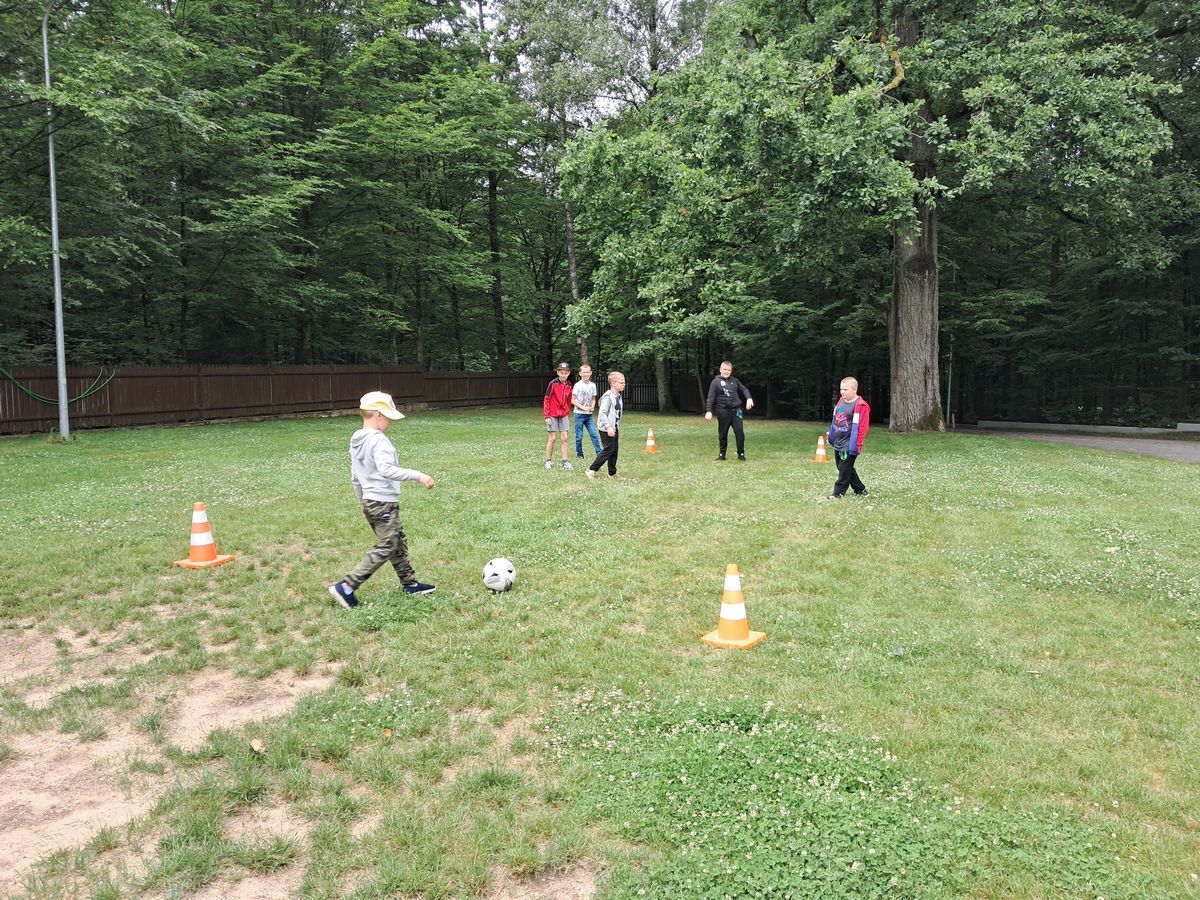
[482,557,516,592]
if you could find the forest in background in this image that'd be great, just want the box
[1,0,1197,424]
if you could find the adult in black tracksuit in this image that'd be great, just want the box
[704,361,754,460]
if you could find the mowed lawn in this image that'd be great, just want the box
[1,407,1198,899]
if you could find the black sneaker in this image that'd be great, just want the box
[403,581,437,595]
[737,453,747,461]
[715,454,726,461]
[328,582,359,609]
[856,488,869,497]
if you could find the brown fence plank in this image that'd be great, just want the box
[0,365,564,435]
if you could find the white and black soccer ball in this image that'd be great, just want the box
[482,557,516,592]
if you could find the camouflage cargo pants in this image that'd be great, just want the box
[345,500,415,589]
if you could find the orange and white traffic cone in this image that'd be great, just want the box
[174,502,236,569]
[701,564,767,650]
[644,428,659,453]
[813,434,829,463]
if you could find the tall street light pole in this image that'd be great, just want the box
[42,0,70,440]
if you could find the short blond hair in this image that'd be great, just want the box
[608,371,625,385]
[840,376,859,390]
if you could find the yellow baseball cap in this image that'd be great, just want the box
[359,390,404,420]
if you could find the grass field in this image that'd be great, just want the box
[1,407,1198,898]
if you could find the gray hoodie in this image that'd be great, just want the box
[349,427,424,502]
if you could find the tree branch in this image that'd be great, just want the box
[721,184,759,202]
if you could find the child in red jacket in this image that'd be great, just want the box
[826,376,870,498]
[543,361,575,469]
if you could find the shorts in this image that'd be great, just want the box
[546,416,570,432]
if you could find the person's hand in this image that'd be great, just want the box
[704,411,712,421]
[607,428,615,437]
[745,399,754,411]
[545,417,551,425]
[418,474,435,489]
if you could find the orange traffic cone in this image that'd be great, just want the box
[644,428,659,453]
[174,502,236,569]
[813,434,829,463]
[701,564,767,650]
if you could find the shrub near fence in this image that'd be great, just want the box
[0,366,557,435]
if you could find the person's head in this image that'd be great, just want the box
[839,377,859,402]
[359,390,404,430]
[608,371,626,393]
[555,361,571,381]
[578,364,592,382]
[719,361,733,378]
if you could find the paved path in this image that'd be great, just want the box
[968,429,1200,464]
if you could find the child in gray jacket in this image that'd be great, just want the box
[586,372,626,479]
[328,391,436,608]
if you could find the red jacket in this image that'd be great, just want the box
[543,379,573,418]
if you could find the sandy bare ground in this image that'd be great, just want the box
[0,657,341,894]
[486,862,597,900]
[0,725,168,895]
[165,664,342,751]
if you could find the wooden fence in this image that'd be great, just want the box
[0,365,665,435]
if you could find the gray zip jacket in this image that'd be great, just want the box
[349,427,424,502]
[597,390,623,432]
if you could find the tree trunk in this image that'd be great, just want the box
[488,170,508,371]
[890,200,943,431]
[654,343,673,412]
[565,201,589,365]
[889,5,943,432]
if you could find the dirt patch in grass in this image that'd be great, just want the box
[20,643,150,710]
[224,801,309,845]
[165,663,343,751]
[0,725,168,894]
[188,865,304,899]
[0,628,63,689]
[486,861,596,899]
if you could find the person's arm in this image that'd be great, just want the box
[739,379,754,411]
[704,378,718,419]
[853,401,870,454]
[371,437,429,485]
[598,393,614,433]
[543,381,555,420]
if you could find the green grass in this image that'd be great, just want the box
[1,409,1198,898]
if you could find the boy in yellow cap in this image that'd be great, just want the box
[328,391,436,608]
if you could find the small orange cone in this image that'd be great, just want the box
[813,434,829,463]
[643,428,659,453]
[701,564,766,650]
[174,502,236,569]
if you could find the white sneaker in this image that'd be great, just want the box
[560,460,573,469]
[585,469,596,479]
[544,459,553,469]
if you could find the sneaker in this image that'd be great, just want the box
[544,459,553,469]
[856,488,869,497]
[403,581,437,595]
[823,493,844,501]
[560,460,573,469]
[737,453,747,461]
[576,455,585,461]
[328,582,359,609]
[586,469,596,479]
[715,454,726,461]
[609,472,624,479]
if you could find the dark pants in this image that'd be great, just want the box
[833,451,866,496]
[716,408,745,456]
[590,429,619,475]
[345,499,415,588]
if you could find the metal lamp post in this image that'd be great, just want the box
[42,0,70,440]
